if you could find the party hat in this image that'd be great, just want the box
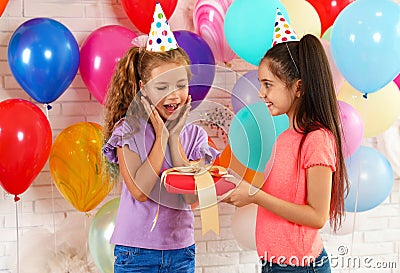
[146,2,179,52]
[272,8,299,47]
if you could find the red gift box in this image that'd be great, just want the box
[162,166,236,196]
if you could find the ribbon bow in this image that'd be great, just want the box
[160,165,227,235]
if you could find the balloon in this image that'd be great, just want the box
[224,0,289,66]
[89,198,119,273]
[193,0,236,64]
[338,81,400,138]
[231,70,263,113]
[320,211,367,236]
[121,0,177,34]
[337,100,364,158]
[229,102,276,172]
[8,18,79,104]
[49,122,115,212]
[319,39,344,94]
[231,204,257,250]
[80,25,137,104]
[306,0,353,35]
[344,146,394,212]
[394,74,400,90]
[174,31,215,103]
[231,71,289,136]
[331,0,400,94]
[0,99,52,201]
[281,0,321,38]
[218,145,264,188]
[321,26,332,41]
[0,0,9,16]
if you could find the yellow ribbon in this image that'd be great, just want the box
[161,165,226,235]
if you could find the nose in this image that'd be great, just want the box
[258,88,267,100]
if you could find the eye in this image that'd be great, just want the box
[155,85,168,91]
[177,83,187,89]
[264,82,271,88]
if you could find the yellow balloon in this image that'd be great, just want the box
[49,122,115,212]
[338,81,400,138]
[281,0,321,38]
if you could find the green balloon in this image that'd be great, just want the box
[322,26,332,41]
[88,197,120,273]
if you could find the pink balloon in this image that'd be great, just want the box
[394,73,400,90]
[194,0,236,64]
[338,100,364,158]
[320,39,344,94]
[80,25,137,104]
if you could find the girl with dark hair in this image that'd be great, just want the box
[223,33,349,273]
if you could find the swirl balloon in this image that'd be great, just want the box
[194,0,235,64]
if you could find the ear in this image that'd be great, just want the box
[139,80,146,96]
[295,79,302,98]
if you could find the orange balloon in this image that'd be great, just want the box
[49,122,115,212]
[0,0,9,17]
[218,145,264,188]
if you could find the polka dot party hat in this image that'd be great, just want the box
[146,2,179,52]
[272,8,298,47]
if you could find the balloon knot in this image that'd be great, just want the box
[362,93,368,99]
[14,195,20,202]
[46,104,53,110]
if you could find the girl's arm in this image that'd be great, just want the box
[223,165,332,229]
[117,96,170,202]
[117,133,169,202]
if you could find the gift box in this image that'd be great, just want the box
[162,166,236,196]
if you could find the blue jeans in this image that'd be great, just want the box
[114,244,195,273]
[261,248,331,273]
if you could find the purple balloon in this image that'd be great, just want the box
[231,70,262,113]
[174,30,215,103]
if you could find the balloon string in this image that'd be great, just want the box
[51,176,57,255]
[44,103,56,253]
[348,92,368,273]
[15,201,20,273]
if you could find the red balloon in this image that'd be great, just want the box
[306,0,353,35]
[121,0,178,34]
[0,99,52,201]
[0,0,9,17]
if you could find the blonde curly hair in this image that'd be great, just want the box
[103,47,191,142]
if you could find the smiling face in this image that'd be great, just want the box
[258,59,301,126]
[142,62,189,121]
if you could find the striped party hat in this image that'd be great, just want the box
[146,2,179,52]
[272,8,298,47]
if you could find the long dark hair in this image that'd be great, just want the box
[262,34,349,231]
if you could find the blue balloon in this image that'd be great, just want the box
[224,0,289,66]
[174,31,215,103]
[8,18,80,104]
[344,146,394,212]
[331,0,400,94]
[228,102,276,172]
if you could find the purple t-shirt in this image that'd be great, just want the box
[102,118,219,250]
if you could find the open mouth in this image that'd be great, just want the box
[164,103,179,113]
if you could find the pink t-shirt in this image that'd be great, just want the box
[256,128,336,266]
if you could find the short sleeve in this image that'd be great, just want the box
[102,119,138,164]
[302,129,337,172]
[182,125,220,165]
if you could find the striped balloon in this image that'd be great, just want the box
[194,0,236,64]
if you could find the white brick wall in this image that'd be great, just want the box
[0,1,399,272]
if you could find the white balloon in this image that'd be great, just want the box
[231,204,257,250]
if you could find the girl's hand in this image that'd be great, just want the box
[141,96,169,139]
[222,175,260,207]
[166,95,192,137]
